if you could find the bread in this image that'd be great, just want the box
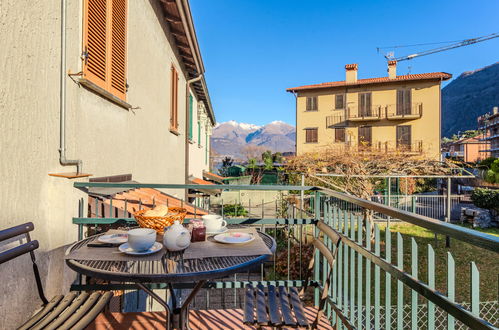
[143,204,169,217]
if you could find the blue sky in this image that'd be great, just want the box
[190,0,499,126]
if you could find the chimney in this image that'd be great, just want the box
[388,60,397,79]
[345,64,358,83]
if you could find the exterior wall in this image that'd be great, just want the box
[296,80,442,160]
[0,0,192,326]
[188,93,213,179]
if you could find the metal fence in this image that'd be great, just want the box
[72,182,499,329]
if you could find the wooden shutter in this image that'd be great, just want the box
[83,0,108,90]
[359,93,371,117]
[335,128,345,142]
[306,97,317,111]
[109,0,127,100]
[358,126,372,146]
[170,66,179,130]
[83,0,127,100]
[335,94,344,109]
[305,128,318,143]
[397,90,412,115]
[397,125,411,149]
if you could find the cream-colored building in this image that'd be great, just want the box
[0,0,213,326]
[287,62,451,160]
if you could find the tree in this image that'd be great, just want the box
[219,156,234,177]
[272,152,283,163]
[242,145,266,161]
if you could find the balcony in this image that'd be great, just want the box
[346,105,383,121]
[326,114,347,128]
[386,103,423,120]
[47,182,498,329]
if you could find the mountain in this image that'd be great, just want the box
[442,62,499,137]
[211,121,295,160]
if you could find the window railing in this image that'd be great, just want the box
[347,105,383,120]
[71,182,499,329]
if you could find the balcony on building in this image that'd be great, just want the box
[386,102,423,120]
[346,104,383,121]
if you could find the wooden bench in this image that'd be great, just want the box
[0,222,113,330]
[243,220,341,329]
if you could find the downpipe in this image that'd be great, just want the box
[59,0,82,173]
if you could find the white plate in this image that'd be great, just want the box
[213,232,255,244]
[206,227,229,235]
[118,242,163,255]
[98,233,128,244]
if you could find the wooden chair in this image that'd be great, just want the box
[243,220,341,329]
[0,222,113,330]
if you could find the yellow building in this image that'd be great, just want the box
[287,62,451,160]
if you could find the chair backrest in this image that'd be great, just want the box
[0,222,48,304]
[0,222,38,264]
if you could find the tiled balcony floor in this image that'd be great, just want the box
[86,307,333,329]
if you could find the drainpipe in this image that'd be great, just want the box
[59,0,82,173]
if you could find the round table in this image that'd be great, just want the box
[66,230,276,329]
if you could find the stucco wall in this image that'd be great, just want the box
[296,80,442,160]
[188,95,212,178]
[0,0,192,326]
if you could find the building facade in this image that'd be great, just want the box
[478,107,499,158]
[0,0,213,326]
[287,62,451,160]
[445,137,489,162]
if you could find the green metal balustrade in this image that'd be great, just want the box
[72,182,499,329]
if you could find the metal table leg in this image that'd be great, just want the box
[136,283,172,329]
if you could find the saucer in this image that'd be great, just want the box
[118,242,163,255]
[98,233,128,244]
[206,227,229,235]
[213,232,255,244]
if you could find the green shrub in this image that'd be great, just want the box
[485,170,496,183]
[479,157,497,169]
[491,159,499,173]
[471,188,499,211]
[222,203,248,217]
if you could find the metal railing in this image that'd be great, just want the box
[71,182,499,329]
[347,105,383,120]
[386,103,423,119]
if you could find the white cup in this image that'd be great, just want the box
[127,228,156,251]
[202,214,227,232]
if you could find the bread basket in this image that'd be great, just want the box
[133,207,187,233]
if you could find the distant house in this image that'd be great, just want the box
[287,62,451,160]
[478,107,499,158]
[445,137,489,162]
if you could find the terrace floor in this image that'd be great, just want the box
[87,307,333,329]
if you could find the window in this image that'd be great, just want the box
[305,128,318,143]
[306,96,318,111]
[335,128,345,142]
[358,126,372,146]
[188,94,194,140]
[397,89,412,115]
[396,125,411,149]
[170,65,179,131]
[359,93,372,117]
[82,0,127,101]
[335,94,345,109]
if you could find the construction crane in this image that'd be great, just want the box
[378,32,499,62]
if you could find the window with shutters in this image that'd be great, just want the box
[335,94,345,110]
[82,0,127,101]
[305,128,318,143]
[396,89,412,115]
[335,128,345,142]
[358,126,372,147]
[170,66,179,132]
[306,96,318,111]
[358,93,372,117]
[396,125,411,150]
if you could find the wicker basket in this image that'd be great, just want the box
[133,207,187,233]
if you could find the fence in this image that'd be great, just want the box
[72,182,499,329]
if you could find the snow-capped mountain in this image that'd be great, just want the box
[211,121,295,159]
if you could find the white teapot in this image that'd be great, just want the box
[163,220,191,251]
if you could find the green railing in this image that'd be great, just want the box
[72,182,499,329]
